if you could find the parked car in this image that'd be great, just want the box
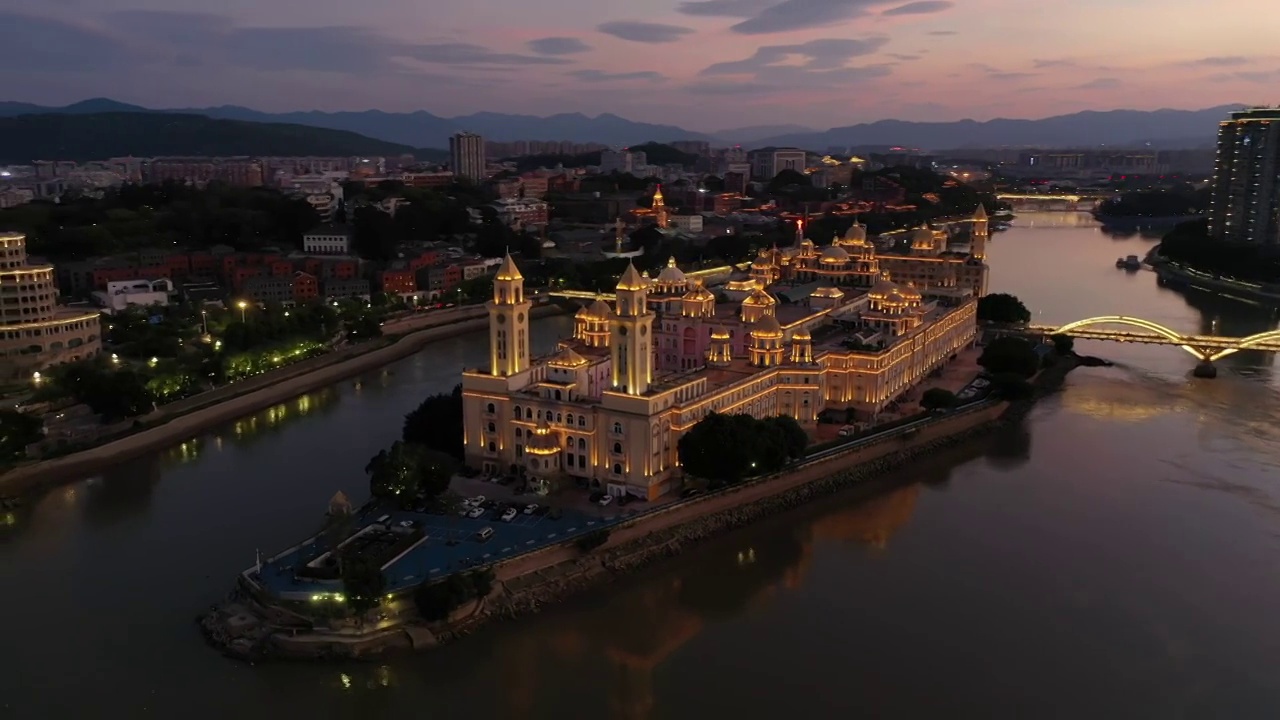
[523,503,539,515]
[470,495,486,506]
[474,527,494,542]
[501,508,518,522]
[598,495,614,507]
[467,507,485,519]
[398,520,415,529]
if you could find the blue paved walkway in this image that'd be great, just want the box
[258,504,625,596]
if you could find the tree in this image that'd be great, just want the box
[976,293,1031,324]
[0,410,42,461]
[989,372,1034,400]
[413,569,493,622]
[920,388,959,411]
[1050,334,1074,355]
[979,336,1041,379]
[678,413,809,483]
[366,441,458,501]
[340,555,386,616]
[403,385,465,460]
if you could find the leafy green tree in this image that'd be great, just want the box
[678,413,809,483]
[340,555,386,616]
[402,385,465,460]
[365,441,458,501]
[0,410,42,461]
[979,336,1040,379]
[920,388,959,410]
[977,293,1032,324]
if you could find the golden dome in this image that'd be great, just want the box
[810,286,845,298]
[548,344,589,368]
[656,256,687,285]
[820,245,850,264]
[710,327,731,340]
[869,276,901,299]
[839,221,869,246]
[526,418,561,455]
[751,314,784,338]
[792,328,812,341]
[910,224,936,249]
[900,283,922,300]
[589,297,613,318]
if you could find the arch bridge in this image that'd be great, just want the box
[1025,316,1280,364]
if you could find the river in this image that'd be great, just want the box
[3,211,1280,718]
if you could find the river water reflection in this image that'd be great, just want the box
[4,212,1280,718]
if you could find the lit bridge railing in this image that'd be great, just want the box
[1024,316,1280,362]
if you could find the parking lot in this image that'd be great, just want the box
[257,474,670,597]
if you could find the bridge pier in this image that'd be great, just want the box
[1193,361,1217,379]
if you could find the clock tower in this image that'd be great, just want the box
[488,253,531,377]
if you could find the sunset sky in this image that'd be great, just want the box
[3,0,1276,130]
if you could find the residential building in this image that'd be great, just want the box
[323,278,370,300]
[377,265,418,295]
[669,215,704,233]
[749,148,807,181]
[1208,107,1280,246]
[488,198,549,228]
[450,133,486,182]
[0,232,101,380]
[599,149,648,175]
[242,276,295,305]
[145,157,264,187]
[461,249,980,501]
[293,272,320,303]
[302,225,353,255]
[92,279,173,314]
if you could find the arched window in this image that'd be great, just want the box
[487,422,496,432]
[515,428,523,438]
[613,442,622,454]
[557,413,563,423]
[487,442,496,452]
[566,413,574,425]
[613,422,623,435]
[486,402,495,414]
[525,408,532,419]
[555,389,562,401]
[578,416,586,427]
[513,405,522,418]
[578,438,586,450]
[613,463,623,475]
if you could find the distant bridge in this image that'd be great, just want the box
[1026,316,1280,363]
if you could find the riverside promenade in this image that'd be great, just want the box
[0,303,563,494]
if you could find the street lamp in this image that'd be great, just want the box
[237,300,248,323]
[201,309,208,335]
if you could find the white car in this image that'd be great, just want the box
[470,495,486,506]
[523,503,539,515]
[398,520,415,529]
[598,495,614,507]
[501,508,518,522]
[467,507,485,519]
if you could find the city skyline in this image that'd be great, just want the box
[3,1,1278,130]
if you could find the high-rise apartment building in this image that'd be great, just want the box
[450,132,486,182]
[1208,108,1280,246]
[748,148,807,180]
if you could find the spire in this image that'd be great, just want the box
[973,203,987,220]
[495,252,523,281]
[617,261,646,291]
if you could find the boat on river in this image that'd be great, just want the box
[1116,255,1141,270]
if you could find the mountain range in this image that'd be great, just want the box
[0,98,1241,152]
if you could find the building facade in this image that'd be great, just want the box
[302,225,353,255]
[0,232,102,380]
[461,235,983,501]
[1208,107,1280,247]
[450,132,486,182]
[749,148,807,181]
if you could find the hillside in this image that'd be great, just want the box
[753,105,1243,151]
[0,112,442,164]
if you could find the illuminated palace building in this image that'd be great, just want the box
[461,207,988,501]
[0,232,101,380]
